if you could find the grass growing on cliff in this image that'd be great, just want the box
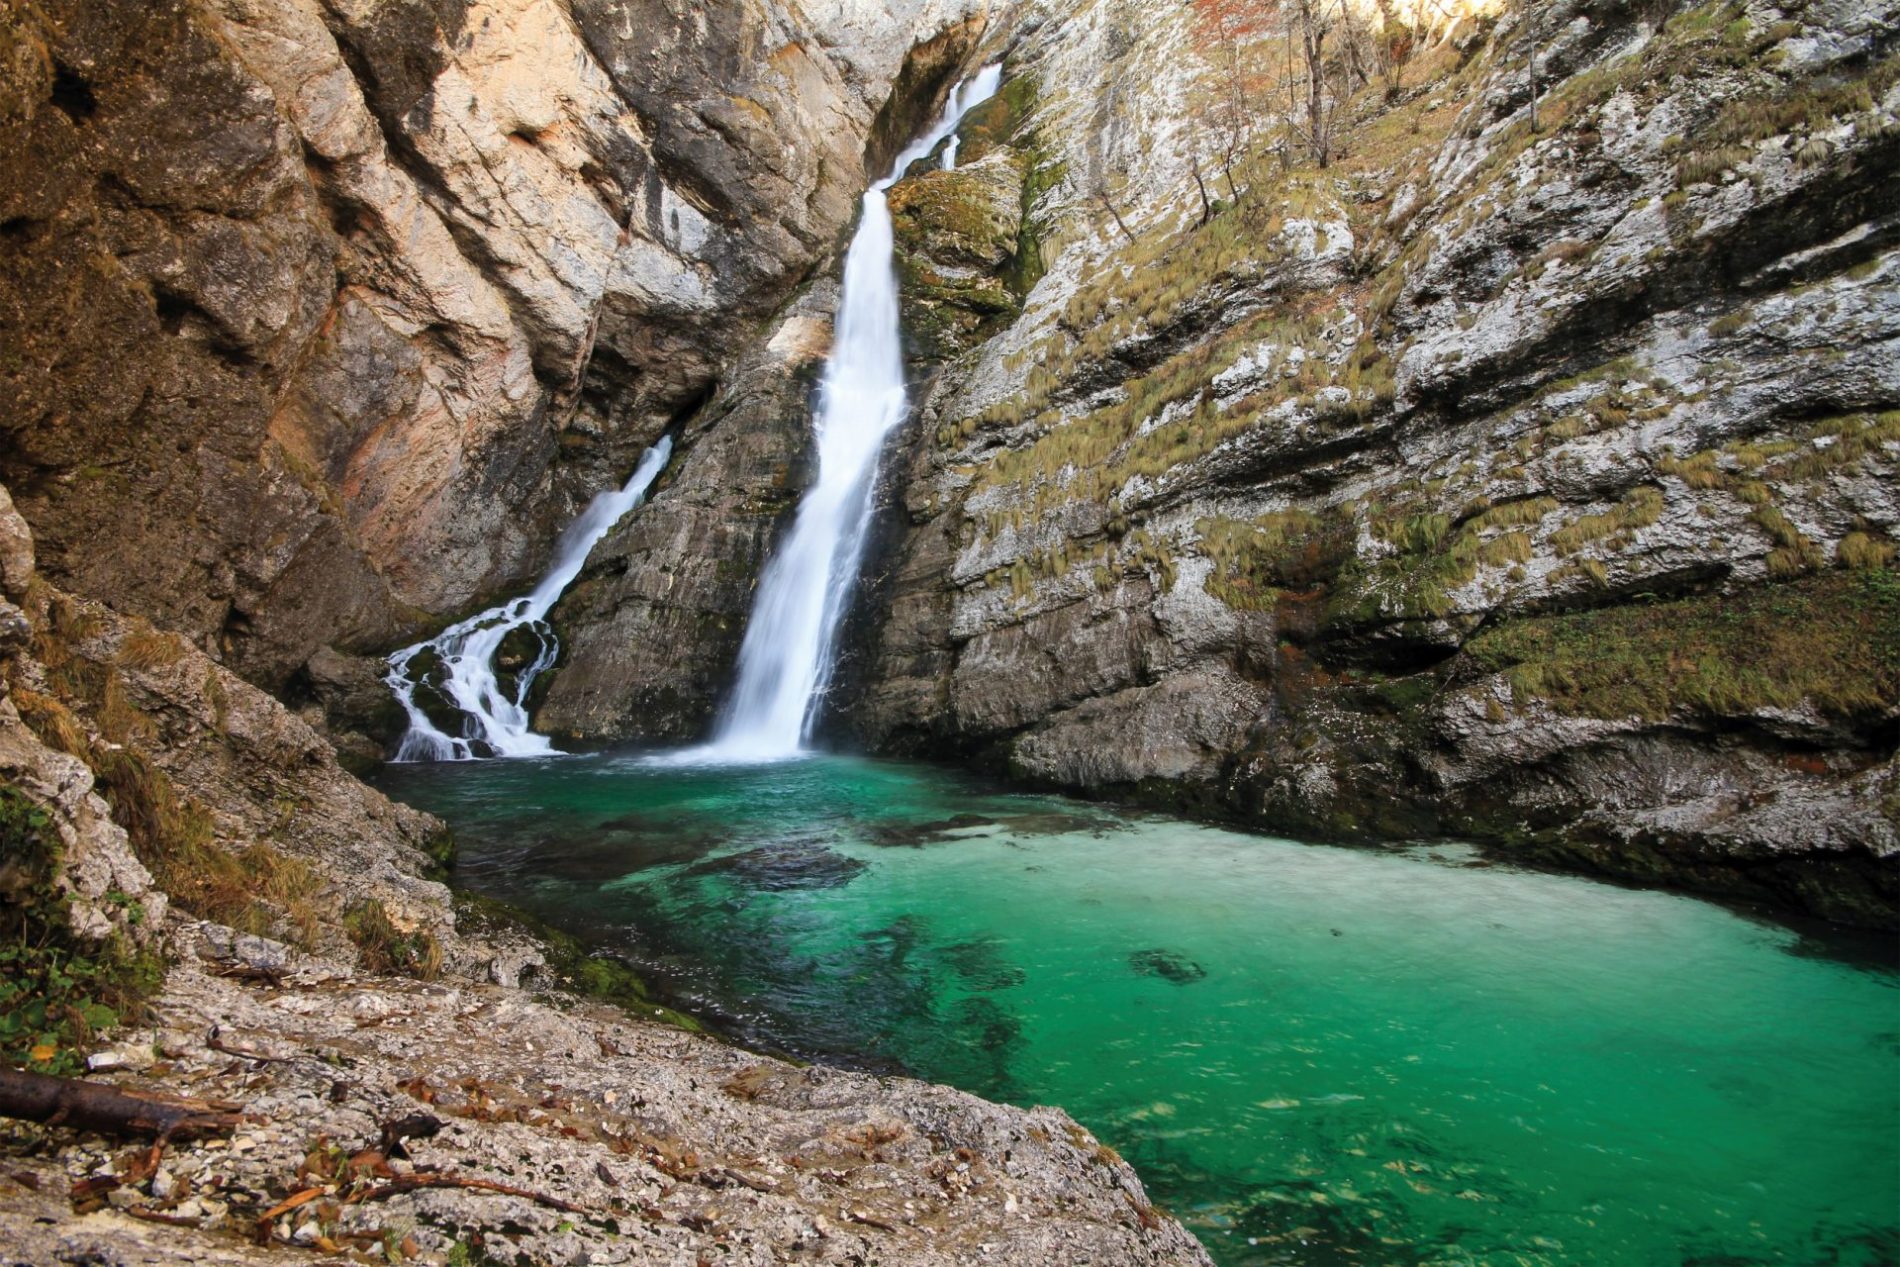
[0,783,163,1075]
[344,898,442,980]
[1198,509,1355,609]
[91,745,326,946]
[11,624,328,947]
[1466,568,1900,721]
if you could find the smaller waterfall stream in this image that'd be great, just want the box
[699,65,1003,763]
[385,437,673,761]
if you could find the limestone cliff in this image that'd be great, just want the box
[0,0,988,700]
[848,0,1900,924]
[545,0,1898,924]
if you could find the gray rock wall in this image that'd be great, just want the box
[829,0,1900,923]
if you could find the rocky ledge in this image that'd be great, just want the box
[0,928,1209,1267]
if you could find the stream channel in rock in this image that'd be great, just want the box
[381,753,1899,1267]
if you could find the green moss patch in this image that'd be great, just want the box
[1465,569,1900,722]
[0,784,163,1075]
[452,891,702,1032]
[890,164,1023,264]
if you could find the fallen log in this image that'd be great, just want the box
[0,1067,245,1140]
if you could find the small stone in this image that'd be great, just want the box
[293,1220,322,1246]
[151,1168,176,1200]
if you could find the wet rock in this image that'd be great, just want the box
[301,645,406,752]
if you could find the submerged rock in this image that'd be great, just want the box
[861,914,931,969]
[1129,949,1209,985]
[952,994,1026,1052]
[938,937,1029,991]
[684,841,870,892]
[998,810,1119,837]
[868,812,997,846]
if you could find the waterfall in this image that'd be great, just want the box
[385,437,674,762]
[699,65,1003,762]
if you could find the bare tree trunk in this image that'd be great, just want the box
[1190,155,1215,225]
[1097,191,1137,243]
[1304,5,1330,168]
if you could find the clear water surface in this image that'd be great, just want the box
[380,752,1900,1267]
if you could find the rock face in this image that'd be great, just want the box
[538,284,841,741]
[0,0,989,698]
[528,0,1899,924]
[0,479,460,970]
[809,0,1899,924]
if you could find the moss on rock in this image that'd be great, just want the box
[890,157,1026,270]
[0,783,164,1076]
[1465,568,1900,723]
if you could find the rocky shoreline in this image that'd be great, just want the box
[0,486,1208,1265]
[1,925,1210,1267]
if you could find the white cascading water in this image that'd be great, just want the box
[697,65,1003,762]
[385,436,674,761]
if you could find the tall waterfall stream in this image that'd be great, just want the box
[704,66,1002,761]
[384,68,1000,765]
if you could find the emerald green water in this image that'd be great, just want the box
[380,752,1900,1266]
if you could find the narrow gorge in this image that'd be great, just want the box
[0,0,1894,1264]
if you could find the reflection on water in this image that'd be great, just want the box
[382,752,1900,1267]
